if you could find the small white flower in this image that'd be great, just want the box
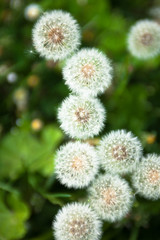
[127,20,160,59]
[53,202,102,240]
[63,48,112,96]
[24,3,42,21]
[32,10,80,60]
[7,72,17,83]
[98,130,142,174]
[58,95,105,139]
[88,174,133,222]
[132,154,160,200]
[55,141,99,188]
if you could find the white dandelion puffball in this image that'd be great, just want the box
[58,95,105,139]
[88,174,133,222]
[55,141,99,188]
[63,48,112,97]
[127,20,160,59]
[53,202,102,240]
[32,10,80,60]
[132,154,160,200]
[24,4,42,21]
[98,130,142,174]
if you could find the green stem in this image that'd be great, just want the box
[129,225,139,240]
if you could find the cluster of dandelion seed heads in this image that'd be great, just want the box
[127,20,160,59]
[32,10,80,60]
[53,203,102,240]
[132,154,160,200]
[58,95,105,139]
[32,9,160,239]
[98,130,142,174]
[63,48,112,96]
[88,174,133,222]
[55,141,99,188]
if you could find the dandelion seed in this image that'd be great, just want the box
[98,130,142,174]
[63,48,112,96]
[127,20,160,59]
[55,141,99,188]
[58,95,105,139]
[32,10,80,61]
[88,174,133,222]
[53,202,102,240]
[132,154,160,200]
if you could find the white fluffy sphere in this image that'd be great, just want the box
[127,20,160,59]
[132,154,160,200]
[55,141,99,188]
[88,174,133,222]
[63,48,112,96]
[98,130,142,174]
[53,202,102,240]
[32,10,80,60]
[58,95,106,139]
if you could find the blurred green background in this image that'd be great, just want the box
[0,0,160,239]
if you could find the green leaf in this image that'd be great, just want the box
[29,175,71,206]
[41,125,63,148]
[42,193,71,206]
[0,192,30,240]
[0,182,19,195]
[0,125,63,180]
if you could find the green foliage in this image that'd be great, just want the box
[0,191,30,240]
[0,0,160,239]
[0,125,63,180]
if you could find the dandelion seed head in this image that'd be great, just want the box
[55,141,99,188]
[53,202,102,240]
[32,10,80,61]
[58,95,105,139]
[63,48,112,96]
[88,174,133,222]
[127,20,160,59]
[98,130,142,174]
[132,154,160,200]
